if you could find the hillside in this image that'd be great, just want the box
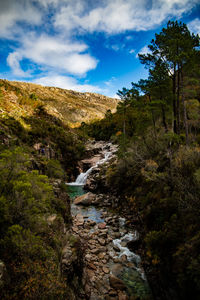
[0,79,118,127]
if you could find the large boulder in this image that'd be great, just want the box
[74,192,96,206]
[109,274,126,291]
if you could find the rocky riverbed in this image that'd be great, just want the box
[66,142,152,299]
[69,191,151,300]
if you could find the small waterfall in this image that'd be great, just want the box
[113,232,141,265]
[67,149,112,186]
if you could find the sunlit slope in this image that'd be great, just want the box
[0,79,118,127]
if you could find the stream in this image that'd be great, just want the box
[67,143,152,299]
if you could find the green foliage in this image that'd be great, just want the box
[105,129,200,298]
[45,159,65,179]
[0,147,72,299]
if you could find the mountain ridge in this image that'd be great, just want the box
[0,79,118,127]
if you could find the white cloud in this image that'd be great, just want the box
[105,77,116,87]
[0,0,42,38]
[136,45,150,58]
[7,34,98,76]
[33,74,102,93]
[7,52,31,77]
[129,49,135,54]
[188,18,200,35]
[54,0,199,34]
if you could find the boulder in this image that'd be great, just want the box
[76,213,84,226]
[74,192,96,206]
[109,275,126,291]
[98,223,106,229]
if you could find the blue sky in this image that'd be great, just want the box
[0,0,200,98]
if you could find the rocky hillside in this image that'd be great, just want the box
[0,79,118,127]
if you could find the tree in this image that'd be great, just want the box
[139,20,199,134]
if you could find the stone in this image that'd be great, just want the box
[102,267,110,274]
[91,247,104,255]
[120,255,127,262]
[110,264,123,277]
[85,254,92,261]
[89,239,96,245]
[88,263,97,270]
[76,213,84,226]
[99,232,107,238]
[88,220,96,226]
[118,291,129,300]
[98,223,106,229]
[114,232,122,238]
[88,244,96,250]
[74,192,96,206]
[113,245,120,252]
[98,252,106,259]
[98,238,106,246]
[109,290,118,297]
[109,275,126,291]
[102,259,107,264]
[72,226,79,233]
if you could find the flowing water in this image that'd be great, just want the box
[68,149,113,186]
[67,143,152,299]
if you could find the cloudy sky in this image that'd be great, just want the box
[0,0,200,97]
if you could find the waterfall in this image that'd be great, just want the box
[67,149,112,186]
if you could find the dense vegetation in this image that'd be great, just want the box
[0,84,86,299]
[82,21,200,299]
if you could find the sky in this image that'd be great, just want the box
[0,0,200,98]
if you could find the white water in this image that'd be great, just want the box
[67,149,113,186]
[113,232,141,265]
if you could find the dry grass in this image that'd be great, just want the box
[0,79,118,127]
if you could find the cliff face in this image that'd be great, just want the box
[0,79,118,127]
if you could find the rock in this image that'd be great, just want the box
[102,259,107,264]
[85,254,92,261]
[91,247,105,255]
[99,231,107,238]
[102,267,110,274]
[118,291,129,300]
[72,226,79,233]
[120,255,127,262]
[88,244,96,250]
[121,242,127,247]
[109,290,118,297]
[88,263,97,270]
[109,275,126,291]
[98,252,106,259]
[113,245,120,252]
[85,283,91,296]
[89,239,96,245]
[98,238,106,246]
[76,213,84,226]
[47,214,57,225]
[113,257,121,263]
[74,192,95,206]
[113,232,121,238]
[98,223,106,229]
[88,220,96,226]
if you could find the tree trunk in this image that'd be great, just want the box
[149,95,157,138]
[161,104,168,132]
[172,68,177,134]
[177,65,181,134]
[180,70,189,144]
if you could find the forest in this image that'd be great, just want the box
[82,21,200,299]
